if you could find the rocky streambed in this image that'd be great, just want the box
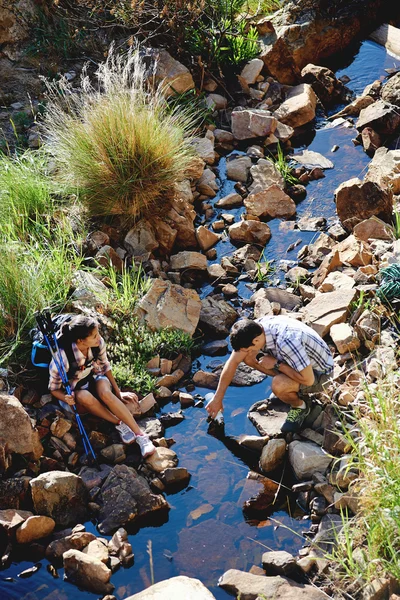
[2,32,400,600]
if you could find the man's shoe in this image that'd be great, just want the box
[115,421,136,444]
[136,433,156,458]
[281,403,311,434]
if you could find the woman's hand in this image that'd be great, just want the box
[64,392,75,406]
[120,391,140,412]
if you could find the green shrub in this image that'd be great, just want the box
[266,143,299,187]
[42,46,197,220]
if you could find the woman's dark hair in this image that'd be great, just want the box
[230,319,263,351]
[62,315,99,343]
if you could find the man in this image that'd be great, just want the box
[206,316,334,433]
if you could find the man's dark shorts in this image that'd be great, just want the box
[299,370,333,395]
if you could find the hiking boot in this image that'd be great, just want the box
[136,433,156,458]
[281,403,311,434]
[115,421,136,444]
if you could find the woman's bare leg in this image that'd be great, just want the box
[74,389,119,424]
[94,378,142,435]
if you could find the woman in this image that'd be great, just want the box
[49,315,156,457]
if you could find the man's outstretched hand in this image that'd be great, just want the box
[206,396,223,419]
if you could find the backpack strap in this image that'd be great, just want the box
[62,343,101,381]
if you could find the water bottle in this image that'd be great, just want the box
[205,392,224,425]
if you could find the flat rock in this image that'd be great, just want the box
[353,216,394,241]
[289,441,332,480]
[245,185,296,219]
[136,279,201,336]
[202,340,229,356]
[356,99,400,135]
[215,192,243,208]
[248,159,284,194]
[72,270,109,309]
[135,417,164,440]
[248,399,290,437]
[124,575,216,599]
[302,288,357,337]
[145,447,178,473]
[229,220,271,246]
[291,150,334,169]
[170,251,207,271]
[226,155,252,182]
[261,288,302,311]
[274,84,318,128]
[237,435,270,451]
[218,569,326,599]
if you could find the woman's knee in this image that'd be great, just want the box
[75,390,98,409]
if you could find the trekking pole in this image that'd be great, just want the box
[35,310,98,465]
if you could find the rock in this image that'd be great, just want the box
[245,185,296,219]
[226,155,252,182]
[0,509,33,532]
[252,288,274,319]
[124,220,158,256]
[262,550,298,577]
[45,531,97,562]
[330,323,360,354]
[201,340,228,356]
[381,71,400,106]
[16,515,55,545]
[100,444,126,464]
[222,283,238,297]
[260,439,286,472]
[151,49,194,97]
[163,467,190,485]
[218,569,325,599]
[207,263,227,281]
[335,178,393,232]
[166,197,197,249]
[301,63,345,106]
[302,289,356,337]
[195,226,220,251]
[248,399,290,437]
[140,393,157,414]
[214,129,234,144]
[30,471,88,527]
[206,94,227,110]
[0,477,31,510]
[241,58,264,84]
[145,447,178,473]
[191,136,215,165]
[216,192,243,208]
[285,266,309,284]
[231,244,262,267]
[197,168,219,196]
[274,84,318,128]
[289,441,332,480]
[192,370,219,389]
[355,310,380,345]
[260,288,302,311]
[231,108,278,140]
[170,251,207,271]
[365,147,400,194]
[297,216,326,231]
[237,435,270,451]
[213,363,266,387]
[199,297,238,337]
[63,549,113,595]
[83,539,109,564]
[108,527,134,566]
[248,159,284,194]
[0,393,43,459]
[353,216,394,241]
[361,127,381,155]
[337,234,373,266]
[95,245,123,273]
[97,464,169,534]
[124,575,216,599]
[50,417,72,439]
[229,220,271,246]
[136,279,201,336]
[291,150,334,170]
[72,270,109,309]
[319,271,354,293]
[356,100,400,136]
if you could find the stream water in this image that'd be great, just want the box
[2,39,400,600]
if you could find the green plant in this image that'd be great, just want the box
[26,8,87,59]
[100,261,150,314]
[42,46,197,220]
[267,143,299,187]
[245,0,281,14]
[254,250,275,283]
[349,289,372,314]
[392,210,400,239]
[167,89,214,129]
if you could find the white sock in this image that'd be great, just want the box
[298,401,306,409]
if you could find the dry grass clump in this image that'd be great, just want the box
[41,46,196,219]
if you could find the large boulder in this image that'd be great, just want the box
[365,147,400,194]
[289,441,332,480]
[136,279,201,336]
[63,549,113,595]
[0,1,36,48]
[219,569,326,599]
[71,270,109,309]
[30,471,88,527]
[124,576,216,599]
[0,394,42,460]
[301,63,345,106]
[334,177,393,232]
[248,159,284,194]
[229,220,271,246]
[15,515,55,544]
[150,49,194,97]
[97,464,169,534]
[302,289,357,337]
[273,84,317,128]
[231,108,277,140]
[199,297,238,337]
[244,185,296,219]
[356,100,400,136]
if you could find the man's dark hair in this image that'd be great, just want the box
[230,319,263,351]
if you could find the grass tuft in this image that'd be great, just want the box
[41,45,197,220]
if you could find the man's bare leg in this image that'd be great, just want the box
[246,356,304,408]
